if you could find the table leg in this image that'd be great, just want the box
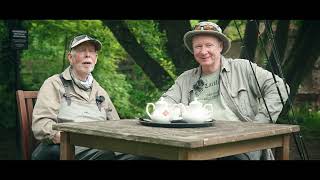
[60,132,75,160]
[275,134,290,160]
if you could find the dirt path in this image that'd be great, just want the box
[290,135,320,160]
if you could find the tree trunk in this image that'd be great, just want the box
[61,34,69,72]
[103,20,173,91]
[283,20,320,113]
[217,20,231,32]
[255,20,274,66]
[156,20,195,75]
[266,20,290,76]
[239,20,259,62]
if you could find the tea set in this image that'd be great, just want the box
[145,97,213,124]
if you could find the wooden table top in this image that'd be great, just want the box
[53,119,300,148]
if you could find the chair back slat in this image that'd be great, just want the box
[26,99,34,125]
[16,90,39,160]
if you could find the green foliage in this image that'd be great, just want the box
[224,20,247,41]
[115,20,175,117]
[126,20,176,79]
[190,20,200,27]
[118,56,163,118]
[18,20,171,119]
[4,19,298,128]
[20,20,135,118]
[1,19,250,127]
[279,104,320,138]
[0,21,18,128]
[0,21,6,40]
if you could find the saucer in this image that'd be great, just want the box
[184,118,213,124]
[139,118,215,128]
[170,117,183,121]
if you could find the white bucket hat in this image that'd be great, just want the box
[183,21,231,55]
[69,34,102,51]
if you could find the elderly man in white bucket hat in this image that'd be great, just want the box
[183,21,231,55]
[159,21,289,160]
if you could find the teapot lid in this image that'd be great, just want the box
[155,97,168,105]
[189,97,202,106]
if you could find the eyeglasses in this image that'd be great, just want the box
[193,22,221,33]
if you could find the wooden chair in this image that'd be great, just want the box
[16,90,39,160]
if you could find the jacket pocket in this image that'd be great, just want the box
[231,87,250,117]
[231,87,247,98]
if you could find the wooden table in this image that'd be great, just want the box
[52,119,300,160]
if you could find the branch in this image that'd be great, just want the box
[103,20,173,91]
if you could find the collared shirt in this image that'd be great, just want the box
[161,56,289,160]
[162,55,289,124]
[32,66,120,143]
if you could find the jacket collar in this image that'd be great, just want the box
[62,66,97,85]
[60,66,99,101]
[220,55,231,72]
[61,66,73,81]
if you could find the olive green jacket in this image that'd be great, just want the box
[32,66,120,144]
[162,56,289,160]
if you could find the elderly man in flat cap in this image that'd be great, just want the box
[31,34,122,160]
[159,21,289,160]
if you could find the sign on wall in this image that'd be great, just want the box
[10,29,28,50]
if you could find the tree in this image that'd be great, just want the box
[156,20,195,74]
[103,20,174,91]
[239,20,259,62]
[20,20,137,118]
[283,20,320,106]
[266,20,290,76]
[230,20,319,118]
[217,20,232,32]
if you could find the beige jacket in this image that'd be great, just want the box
[162,56,289,159]
[32,66,120,143]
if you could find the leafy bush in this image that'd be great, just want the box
[18,20,168,119]
[21,20,135,118]
[279,103,320,138]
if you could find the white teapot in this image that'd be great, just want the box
[146,97,171,123]
[180,98,213,123]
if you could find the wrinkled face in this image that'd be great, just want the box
[192,35,223,67]
[68,42,98,77]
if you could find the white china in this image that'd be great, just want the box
[146,97,171,123]
[179,98,213,123]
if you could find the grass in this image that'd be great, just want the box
[279,105,320,139]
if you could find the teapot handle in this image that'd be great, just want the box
[146,103,155,117]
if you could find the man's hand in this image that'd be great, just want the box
[52,131,61,144]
